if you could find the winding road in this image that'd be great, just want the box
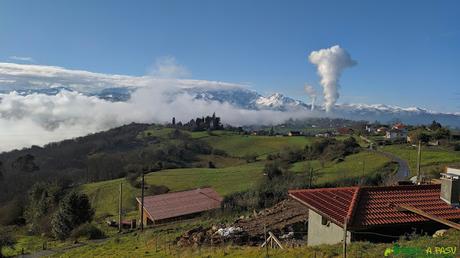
[360,136,410,181]
[374,149,410,181]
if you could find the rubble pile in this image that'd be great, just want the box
[175,199,309,247]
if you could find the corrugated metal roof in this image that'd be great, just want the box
[136,187,223,221]
[289,184,460,229]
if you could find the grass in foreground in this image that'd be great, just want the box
[47,226,460,258]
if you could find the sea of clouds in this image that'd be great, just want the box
[0,61,317,151]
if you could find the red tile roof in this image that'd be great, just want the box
[289,184,460,229]
[136,187,223,221]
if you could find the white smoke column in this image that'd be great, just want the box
[304,84,317,111]
[308,45,356,112]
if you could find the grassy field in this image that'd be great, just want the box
[380,144,460,175]
[290,151,392,183]
[193,131,314,158]
[139,128,314,158]
[144,162,264,196]
[81,162,264,217]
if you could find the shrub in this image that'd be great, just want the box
[145,185,170,196]
[70,223,106,240]
[208,161,216,168]
[263,160,283,180]
[51,192,94,240]
[212,149,227,156]
[243,153,258,163]
[0,230,15,257]
[278,147,304,163]
[453,144,460,151]
[0,199,24,226]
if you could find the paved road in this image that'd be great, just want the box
[374,150,410,181]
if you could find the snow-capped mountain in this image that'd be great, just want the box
[181,88,460,127]
[254,93,309,111]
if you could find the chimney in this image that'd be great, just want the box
[440,167,460,206]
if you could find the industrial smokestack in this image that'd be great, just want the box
[308,45,356,112]
[304,84,317,111]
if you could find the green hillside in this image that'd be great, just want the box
[81,162,264,217]
[380,145,460,174]
[192,131,314,157]
[290,151,391,183]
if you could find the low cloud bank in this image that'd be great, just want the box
[0,83,316,151]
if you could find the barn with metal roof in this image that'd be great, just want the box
[136,187,223,226]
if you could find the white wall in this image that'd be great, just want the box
[307,209,351,246]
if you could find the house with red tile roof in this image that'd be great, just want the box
[289,183,460,246]
[136,187,223,226]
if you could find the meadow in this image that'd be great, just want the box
[193,131,314,158]
[290,151,392,183]
[380,144,460,175]
[81,162,264,217]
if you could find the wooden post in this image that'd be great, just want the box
[309,167,313,188]
[264,225,268,258]
[118,182,123,233]
[140,171,145,231]
[342,218,348,258]
[417,141,422,183]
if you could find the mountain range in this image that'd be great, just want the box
[2,86,460,128]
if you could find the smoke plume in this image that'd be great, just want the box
[304,84,317,111]
[308,45,356,112]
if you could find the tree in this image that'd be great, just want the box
[0,162,3,181]
[429,120,442,131]
[263,161,283,180]
[25,182,64,234]
[269,126,275,136]
[51,192,94,240]
[12,154,39,173]
[0,231,15,258]
[408,129,431,143]
[432,127,450,140]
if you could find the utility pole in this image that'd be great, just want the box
[140,171,145,231]
[309,167,313,188]
[118,182,123,233]
[342,218,348,258]
[416,140,422,184]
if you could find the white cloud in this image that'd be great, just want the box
[149,56,191,78]
[0,62,317,151]
[8,56,35,63]
[0,62,242,93]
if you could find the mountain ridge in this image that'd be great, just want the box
[1,86,459,127]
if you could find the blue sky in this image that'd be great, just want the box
[1,0,459,112]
